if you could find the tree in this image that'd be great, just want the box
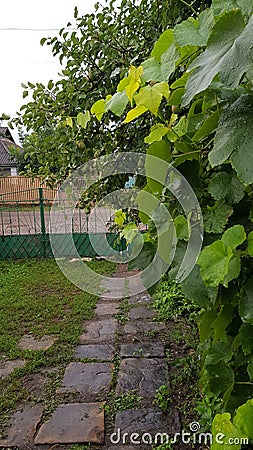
[11,0,208,186]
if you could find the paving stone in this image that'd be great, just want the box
[21,373,49,398]
[0,405,43,447]
[113,408,181,445]
[98,296,121,303]
[95,303,119,316]
[35,403,104,444]
[120,342,165,358]
[57,362,113,397]
[19,334,55,350]
[75,344,115,360]
[128,306,157,320]
[115,358,169,397]
[124,321,165,335]
[128,293,151,304]
[80,319,117,343]
[0,358,26,379]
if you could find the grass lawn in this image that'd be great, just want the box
[0,258,116,428]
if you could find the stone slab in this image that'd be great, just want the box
[75,344,115,360]
[95,303,119,316]
[0,358,26,379]
[128,306,156,320]
[128,293,151,304]
[114,408,181,443]
[0,405,43,447]
[80,319,117,343]
[21,373,49,398]
[116,358,169,397]
[124,321,165,335]
[57,362,113,397]
[120,342,165,358]
[19,334,55,350]
[35,403,104,444]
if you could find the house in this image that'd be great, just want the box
[0,127,20,176]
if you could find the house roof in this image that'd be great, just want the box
[0,139,17,168]
[0,127,14,141]
[0,128,21,168]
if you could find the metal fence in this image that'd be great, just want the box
[0,188,126,260]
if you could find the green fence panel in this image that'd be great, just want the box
[0,187,127,260]
[0,233,126,260]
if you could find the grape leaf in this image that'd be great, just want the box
[167,88,185,106]
[247,360,253,381]
[144,124,168,144]
[198,240,231,287]
[160,43,180,81]
[239,277,253,323]
[203,203,233,234]
[205,342,233,365]
[124,105,148,123]
[211,413,243,450]
[233,399,253,438]
[151,29,174,61]
[212,0,238,15]
[212,303,235,342]
[223,255,241,288]
[128,241,156,270]
[183,11,253,105]
[208,172,245,204]
[206,362,234,398]
[141,58,164,83]
[209,95,253,185]
[181,266,218,310]
[142,43,179,83]
[199,309,217,341]
[174,215,189,240]
[106,91,128,116]
[174,9,214,47]
[146,140,171,195]
[240,323,253,355]
[135,82,170,115]
[248,231,253,256]
[192,110,219,143]
[222,225,246,250]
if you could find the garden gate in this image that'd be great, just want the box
[0,188,126,260]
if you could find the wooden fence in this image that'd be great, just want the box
[0,177,58,203]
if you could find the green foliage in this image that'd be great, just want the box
[152,274,199,321]
[85,0,253,441]
[209,94,253,184]
[153,385,171,412]
[10,0,191,185]
[183,11,253,105]
[198,225,246,287]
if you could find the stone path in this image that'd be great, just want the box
[0,265,181,449]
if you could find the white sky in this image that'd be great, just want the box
[0,0,105,141]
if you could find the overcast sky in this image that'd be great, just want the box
[0,0,105,141]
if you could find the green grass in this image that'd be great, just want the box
[0,258,116,428]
